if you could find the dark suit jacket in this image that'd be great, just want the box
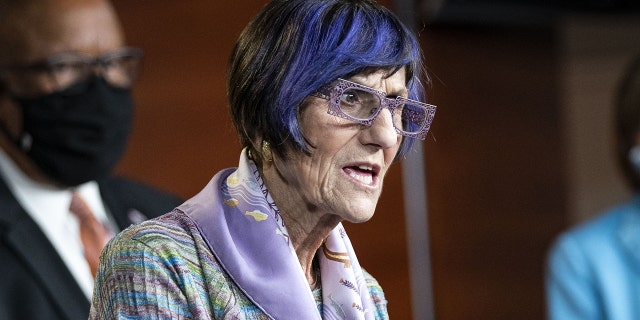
[0,175,183,320]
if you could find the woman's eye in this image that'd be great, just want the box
[341,92,360,104]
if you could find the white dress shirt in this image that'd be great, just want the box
[0,148,116,299]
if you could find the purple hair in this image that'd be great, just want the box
[228,0,427,160]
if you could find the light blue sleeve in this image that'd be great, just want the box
[545,235,603,320]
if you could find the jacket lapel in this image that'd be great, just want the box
[0,179,89,319]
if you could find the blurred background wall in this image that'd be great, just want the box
[111,0,640,319]
[421,1,640,319]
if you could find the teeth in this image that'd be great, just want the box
[358,165,373,171]
[349,171,373,185]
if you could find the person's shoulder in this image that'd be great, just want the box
[562,200,635,243]
[117,209,195,246]
[361,268,389,319]
[101,210,204,272]
[548,199,637,264]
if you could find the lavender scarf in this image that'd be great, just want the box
[180,149,376,319]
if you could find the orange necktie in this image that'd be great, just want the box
[69,192,113,278]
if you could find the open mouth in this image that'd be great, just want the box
[343,164,380,186]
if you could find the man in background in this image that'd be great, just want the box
[0,0,183,318]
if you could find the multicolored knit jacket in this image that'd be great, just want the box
[90,151,389,320]
[89,210,389,319]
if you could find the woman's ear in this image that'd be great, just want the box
[248,137,271,168]
[261,140,273,163]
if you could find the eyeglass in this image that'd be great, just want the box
[311,78,436,140]
[0,47,143,97]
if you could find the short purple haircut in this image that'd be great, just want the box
[228,0,428,160]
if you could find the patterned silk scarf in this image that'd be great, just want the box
[183,149,375,320]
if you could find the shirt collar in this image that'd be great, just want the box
[0,148,110,228]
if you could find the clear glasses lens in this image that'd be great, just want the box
[48,57,93,91]
[101,52,142,89]
[398,100,430,134]
[338,87,429,135]
[339,88,381,120]
[1,48,142,97]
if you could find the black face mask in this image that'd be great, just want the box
[13,76,133,187]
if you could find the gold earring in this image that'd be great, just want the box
[262,140,273,162]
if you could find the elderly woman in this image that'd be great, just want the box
[90,0,436,319]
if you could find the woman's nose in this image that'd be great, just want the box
[362,108,399,149]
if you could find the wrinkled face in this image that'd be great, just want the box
[276,68,405,223]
